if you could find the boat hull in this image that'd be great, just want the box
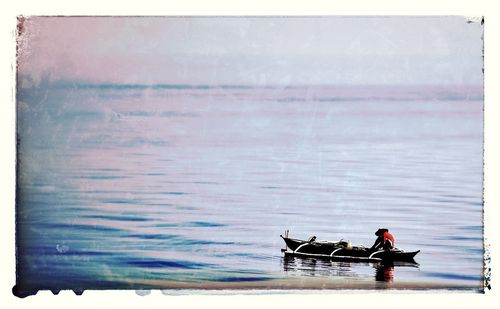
[281,236,419,263]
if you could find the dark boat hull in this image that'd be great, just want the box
[281,235,419,263]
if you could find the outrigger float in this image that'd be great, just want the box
[280,232,419,263]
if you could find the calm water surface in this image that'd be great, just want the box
[16,84,484,292]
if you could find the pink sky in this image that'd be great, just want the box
[17,16,484,86]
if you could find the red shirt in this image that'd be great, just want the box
[383,232,395,246]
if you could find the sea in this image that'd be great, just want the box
[15,82,484,293]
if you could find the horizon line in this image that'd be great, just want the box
[16,77,484,91]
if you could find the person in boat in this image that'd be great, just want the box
[370,228,395,251]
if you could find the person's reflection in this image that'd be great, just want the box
[375,262,394,282]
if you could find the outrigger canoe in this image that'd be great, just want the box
[281,235,419,263]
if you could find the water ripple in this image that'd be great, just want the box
[424,272,481,282]
[154,221,225,228]
[39,223,124,233]
[126,259,211,269]
[82,215,152,222]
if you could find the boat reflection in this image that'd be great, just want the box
[282,255,357,278]
[281,256,419,283]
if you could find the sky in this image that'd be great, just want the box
[17,16,483,86]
